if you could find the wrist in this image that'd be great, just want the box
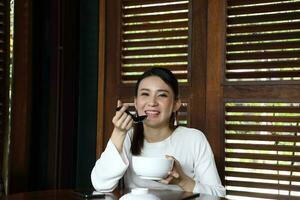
[179,176,195,192]
[110,128,127,152]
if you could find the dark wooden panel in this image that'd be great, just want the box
[224,85,300,100]
[206,0,226,182]
[9,0,32,193]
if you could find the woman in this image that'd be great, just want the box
[91,67,225,197]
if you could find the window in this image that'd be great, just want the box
[224,0,300,199]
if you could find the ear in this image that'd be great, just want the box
[173,99,181,112]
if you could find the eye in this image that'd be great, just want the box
[140,92,149,96]
[158,93,168,97]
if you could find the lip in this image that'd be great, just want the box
[145,110,160,117]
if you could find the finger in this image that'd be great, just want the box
[114,112,129,128]
[120,115,133,130]
[160,176,173,184]
[165,155,176,162]
[169,171,180,179]
[125,118,134,130]
[115,105,129,120]
[117,100,122,107]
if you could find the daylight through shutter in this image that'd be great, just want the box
[224,0,300,199]
[226,0,300,82]
[121,0,189,84]
[0,0,9,166]
[225,102,300,199]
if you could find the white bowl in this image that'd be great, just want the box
[132,156,173,180]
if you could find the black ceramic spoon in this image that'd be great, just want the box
[116,106,147,123]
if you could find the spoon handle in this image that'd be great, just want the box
[116,106,135,118]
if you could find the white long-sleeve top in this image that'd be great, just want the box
[91,126,226,197]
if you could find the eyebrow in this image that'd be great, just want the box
[139,88,170,93]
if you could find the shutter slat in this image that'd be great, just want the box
[226,152,300,162]
[225,71,300,79]
[123,30,188,40]
[228,12,300,25]
[228,0,292,7]
[226,134,300,142]
[226,106,300,113]
[123,3,188,15]
[226,143,300,152]
[227,21,300,34]
[123,38,188,48]
[225,180,300,191]
[226,161,300,172]
[123,21,188,32]
[227,41,300,51]
[226,171,300,182]
[227,50,300,60]
[225,115,300,123]
[123,0,182,7]
[122,47,188,56]
[123,12,188,23]
[228,2,300,15]
[226,190,300,200]
[122,73,187,81]
[226,60,300,70]
[227,31,300,43]
[225,124,300,132]
[122,65,187,73]
[122,56,187,64]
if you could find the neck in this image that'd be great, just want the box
[143,125,172,143]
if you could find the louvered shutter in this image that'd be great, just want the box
[121,0,189,84]
[99,0,211,157]
[119,0,190,126]
[0,0,9,166]
[226,0,300,82]
[224,0,300,199]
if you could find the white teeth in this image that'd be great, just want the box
[145,111,159,115]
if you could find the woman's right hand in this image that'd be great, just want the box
[112,100,134,133]
[111,100,134,152]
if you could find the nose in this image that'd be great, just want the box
[148,96,158,106]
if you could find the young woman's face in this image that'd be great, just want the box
[135,76,180,128]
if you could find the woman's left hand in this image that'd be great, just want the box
[160,155,195,192]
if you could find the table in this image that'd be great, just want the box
[0,189,225,200]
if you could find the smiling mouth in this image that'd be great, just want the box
[145,111,160,117]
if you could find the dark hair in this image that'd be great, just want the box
[131,67,179,155]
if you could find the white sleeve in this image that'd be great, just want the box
[192,134,226,197]
[91,135,131,192]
